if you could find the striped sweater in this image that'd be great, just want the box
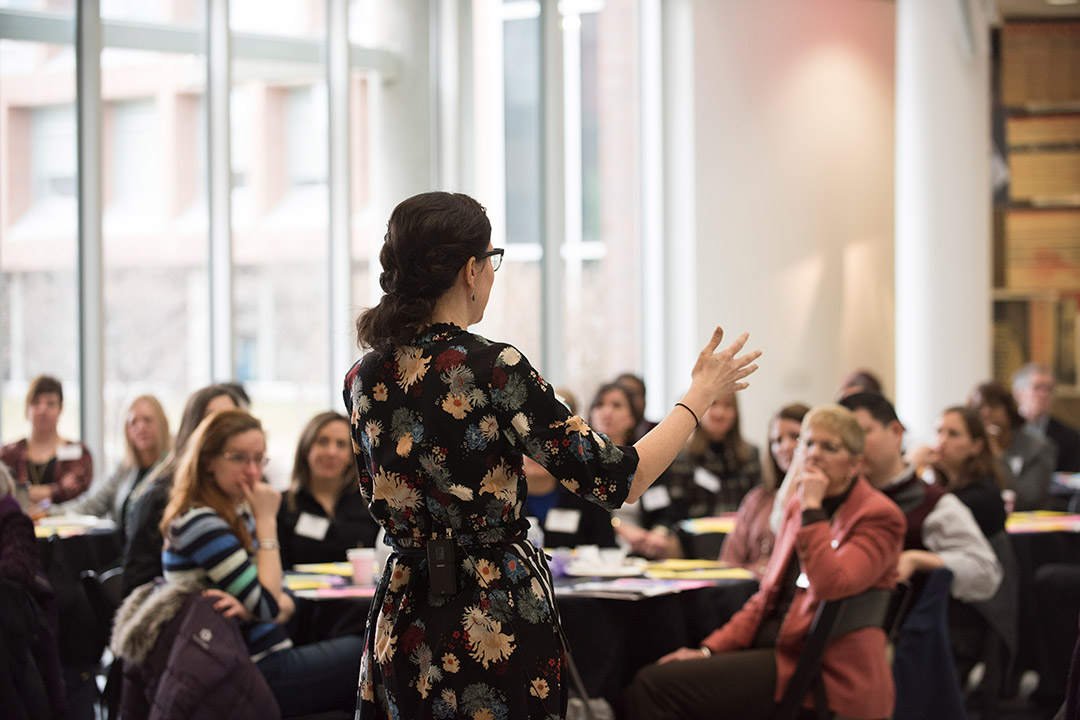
[163,506,292,661]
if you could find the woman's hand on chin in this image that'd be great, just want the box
[242,481,282,520]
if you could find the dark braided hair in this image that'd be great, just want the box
[356,192,492,353]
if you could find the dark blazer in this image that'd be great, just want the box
[701,477,906,720]
[277,486,379,568]
[1047,417,1080,473]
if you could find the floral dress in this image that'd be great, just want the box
[344,323,638,720]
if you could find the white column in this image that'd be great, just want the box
[540,0,566,382]
[207,0,233,382]
[640,0,665,417]
[76,0,104,472]
[327,0,352,407]
[895,0,992,443]
[369,0,436,228]
[662,0,696,408]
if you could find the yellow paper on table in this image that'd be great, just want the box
[645,567,755,580]
[680,515,738,535]
[284,578,331,591]
[291,562,353,576]
[643,559,754,581]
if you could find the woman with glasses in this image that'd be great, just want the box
[345,191,759,720]
[160,409,362,717]
[625,405,905,720]
[277,411,379,568]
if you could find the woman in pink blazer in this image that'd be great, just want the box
[624,404,906,720]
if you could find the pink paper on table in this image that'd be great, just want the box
[312,586,377,598]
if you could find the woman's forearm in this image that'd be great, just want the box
[253,516,284,597]
[629,391,710,503]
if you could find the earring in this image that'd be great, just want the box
[472,293,476,302]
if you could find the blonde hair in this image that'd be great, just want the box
[123,395,172,469]
[161,410,263,553]
[802,404,865,455]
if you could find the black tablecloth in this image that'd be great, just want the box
[287,576,758,708]
[1010,529,1080,678]
[36,529,124,578]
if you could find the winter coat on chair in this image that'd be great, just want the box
[111,581,280,720]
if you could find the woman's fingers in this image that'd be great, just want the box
[720,331,750,358]
[701,326,726,356]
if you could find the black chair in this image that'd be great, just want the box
[773,582,912,720]
[968,530,1020,720]
[80,567,125,720]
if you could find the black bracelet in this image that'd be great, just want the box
[675,402,700,426]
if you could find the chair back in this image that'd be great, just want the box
[773,583,908,720]
[892,567,967,720]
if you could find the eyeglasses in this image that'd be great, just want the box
[798,439,849,456]
[476,248,504,272]
[220,451,269,468]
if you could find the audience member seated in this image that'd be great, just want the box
[121,384,242,594]
[1013,362,1080,474]
[0,461,66,719]
[719,402,808,578]
[588,381,643,448]
[914,406,1013,687]
[615,372,659,439]
[623,405,905,720]
[523,456,617,548]
[970,380,1056,511]
[277,411,378,568]
[840,392,1002,602]
[47,395,171,535]
[621,393,762,560]
[1,375,93,510]
[834,367,884,401]
[160,409,362,717]
[916,406,1007,540]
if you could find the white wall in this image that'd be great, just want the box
[690,0,897,444]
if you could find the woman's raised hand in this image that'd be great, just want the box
[243,480,281,520]
[687,327,760,410]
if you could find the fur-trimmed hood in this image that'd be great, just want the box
[110,581,199,664]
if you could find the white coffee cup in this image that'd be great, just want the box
[347,547,376,586]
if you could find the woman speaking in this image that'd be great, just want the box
[344,191,759,719]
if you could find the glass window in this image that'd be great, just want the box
[231,3,330,485]
[562,2,643,402]
[0,31,81,441]
[101,42,210,471]
[471,0,644,408]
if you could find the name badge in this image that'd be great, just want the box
[1008,455,1023,477]
[641,486,672,512]
[295,512,330,541]
[545,508,582,534]
[55,443,84,462]
[693,467,722,494]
